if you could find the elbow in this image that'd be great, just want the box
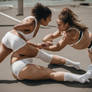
[51,48,61,52]
[56,46,64,51]
[55,47,61,51]
[51,46,61,52]
[55,44,63,51]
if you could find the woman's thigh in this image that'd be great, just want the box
[19,64,55,80]
[0,43,12,62]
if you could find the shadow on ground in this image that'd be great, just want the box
[19,79,92,88]
[0,79,92,88]
[19,64,92,88]
[48,64,86,74]
[0,78,92,88]
[0,80,18,84]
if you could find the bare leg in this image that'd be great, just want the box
[0,43,12,63]
[23,45,80,69]
[18,64,55,80]
[18,64,90,83]
[25,45,80,69]
[36,50,80,69]
[51,55,80,69]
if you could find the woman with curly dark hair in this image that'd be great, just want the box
[0,3,52,62]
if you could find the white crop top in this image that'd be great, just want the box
[18,16,37,40]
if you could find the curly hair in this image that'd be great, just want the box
[59,8,88,31]
[31,3,52,22]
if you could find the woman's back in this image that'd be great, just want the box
[71,29,91,49]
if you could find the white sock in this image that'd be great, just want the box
[64,71,90,83]
[64,57,80,70]
[36,50,53,63]
[87,64,92,79]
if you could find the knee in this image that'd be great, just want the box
[49,72,57,79]
[31,48,39,57]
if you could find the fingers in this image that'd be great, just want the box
[41,42,52,47]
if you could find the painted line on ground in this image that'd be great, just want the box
[0,12,21,23]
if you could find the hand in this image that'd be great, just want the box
[40,41,53,48]
[46,41,53,46]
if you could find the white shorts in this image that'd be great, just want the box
[11,58,33,79]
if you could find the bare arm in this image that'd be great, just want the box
[28,31,61,49]
[42,35,68,51]
[42,28,80,51]
[14,18,34,31]
[14,22,34,31]
[27,41,42,49]
[43,31,61,42]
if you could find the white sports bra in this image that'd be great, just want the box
[18,16,37,40]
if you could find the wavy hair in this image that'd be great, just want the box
[59,8,88,31]
[32,3,52,22]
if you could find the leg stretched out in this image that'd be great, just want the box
[16,44,80,69]
[17,64,90,83]
[36,50,80,69]
[11,59,90,83]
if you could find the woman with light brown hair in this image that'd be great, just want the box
[42,8,92,78]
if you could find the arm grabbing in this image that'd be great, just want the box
[43,31,61,42]
[42,34,68,51]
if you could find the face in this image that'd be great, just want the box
[56,19,69,32]
[40,15,52,26]
[56,19,65,32]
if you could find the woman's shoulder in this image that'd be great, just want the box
[24,16,35,20]
[22,16,36,24]
[23,16,35,22]
[67,27,79,32]
[66,27,78,36]
[64,27,79,43]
